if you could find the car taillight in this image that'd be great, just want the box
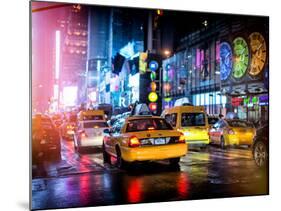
[128,136,140,147]
[80,131,87,138]
[178,133,185,143]
[227,128,235,134]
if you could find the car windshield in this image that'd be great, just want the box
[83,121,108,128]
[82,115,103,121]
[126,118,172,132]
[226,120,253,128]
[181,113,206,127]
[208,117,219,125]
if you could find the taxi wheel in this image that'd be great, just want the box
[74,136,81,153]
[220,137,226,149]
[253,141,268,168]
[169,157,180,166]
[74,144,82,154]
[102,144,111,164]
[116,147,127,169]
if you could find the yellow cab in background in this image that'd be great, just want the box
[161,99,210,146]
[102,103,187,169]
[78,109,106,121]
[209,119,256,149]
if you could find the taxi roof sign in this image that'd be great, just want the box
[174,97,192,107]
[131,103,152,116]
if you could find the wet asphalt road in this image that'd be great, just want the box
[31,139,268,210]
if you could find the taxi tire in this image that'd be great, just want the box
[220,137,226,149]
[74,136,81,153]
[253,140,268,168]
[169,157,180,166]
[102,144,111,164]
[75,144,82,154]
[116,146,128,169]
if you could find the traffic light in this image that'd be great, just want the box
[139,53,162,115]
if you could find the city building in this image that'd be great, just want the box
[87,7,145,111]
[59,4,88,109]
[162,15,269,122]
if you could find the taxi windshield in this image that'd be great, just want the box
[84,121,108,128]
[126,118,172,132]
[82,115,103,121]
[226,120,253,128]
[181,113,206,127]
[208,117,219,125]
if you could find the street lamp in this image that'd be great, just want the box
[164,50,171,57]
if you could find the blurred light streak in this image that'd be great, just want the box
[127,178,143,203]
[55,30,61,80]
[63,86,77,106]
[54,84,59,99]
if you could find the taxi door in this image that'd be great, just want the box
[105,121,124,156]
[210,121,222,143]
[103,127,116,156]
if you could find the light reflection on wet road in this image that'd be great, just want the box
[31,140,268,210]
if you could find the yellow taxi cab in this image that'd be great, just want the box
[209,119,256,149]
[161,105,210,146]
[78,109,105,121]
[102,105,187,168]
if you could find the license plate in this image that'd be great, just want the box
[67,130,74,135]
[154,138,166,145]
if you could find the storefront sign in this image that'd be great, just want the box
[231,97,243,106]
[139,52,148,74]
[243,96,260,107]
[259,95,269,106]
[148,60,159,72]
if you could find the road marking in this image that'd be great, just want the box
[187,147,252,161]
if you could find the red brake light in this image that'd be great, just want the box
[67,125,74,129]
[80,130,87,138]
[128,136,140,147]
[178,132,185,143]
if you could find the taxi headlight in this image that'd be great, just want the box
[184,131,189,136]
[179,133,186,143]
